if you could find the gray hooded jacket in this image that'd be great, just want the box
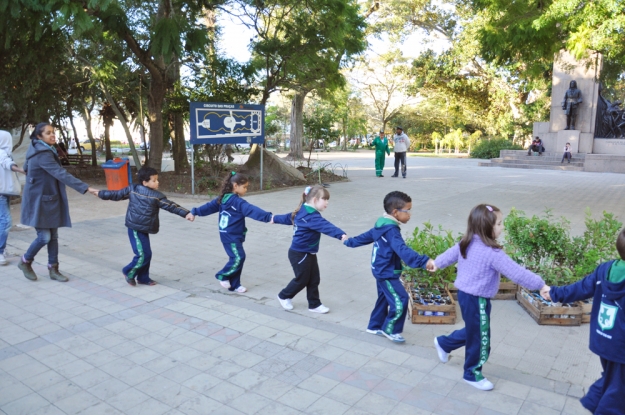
[20,139,88,228]
[0,130,19,196]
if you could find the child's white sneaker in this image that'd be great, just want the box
[0,254,6,265]
[464,378,494,391]
[382,332,405,343]
[277,295,293,310]
[434,338,449,363]
[234,286,247,293]
[219,280,231,289]
[309,305,330,314]
[366,329,383,336]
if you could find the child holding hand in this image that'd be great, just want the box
[273,185,347,314]
[344,191,435,343]
[541,229,625,414]
[190,172,273,293]
[432,204,547,391]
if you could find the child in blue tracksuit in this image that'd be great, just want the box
[543,228,625,415]
[191,172,273,293]
[273,185,347,314]
[343,191,434,343]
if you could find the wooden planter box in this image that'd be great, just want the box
[407,286,457,325]
[449,281,518,300]
[516,287,582,326]
[578,299,593,324]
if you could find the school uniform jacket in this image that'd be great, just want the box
[344,217,430,279]
[273,205,344,254]
[550,260,625,364]
[98,184,189,234]
[191,193,272,244]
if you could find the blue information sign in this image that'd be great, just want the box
[189,102,265,145]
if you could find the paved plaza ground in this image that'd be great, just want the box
[2,151,625,415]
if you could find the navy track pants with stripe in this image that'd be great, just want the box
[279,249,322,309]
[368,278,409,335]
[216,242,245,291]
[123,228,152,284]
[581,358,625,415]
[437,290,491,382]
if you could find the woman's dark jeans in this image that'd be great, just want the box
[24,228,59,265]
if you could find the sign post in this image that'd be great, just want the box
[189,102,265,195]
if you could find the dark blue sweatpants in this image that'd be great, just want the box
[437,290,491,382]
[124,228,153,284]
[216,242,245,291]
[368,278,409,335]
[581,357,625,415]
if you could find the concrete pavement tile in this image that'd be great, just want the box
[207,344,240,360]
[277,386,321,411]
[0,381,33,406]
[13,338,51,354]
[494,378,531,400]
[126,349,162,365]
[170,331,204,346]
[29,404,66,415]
[116,365,156,386]
[386,402,433,415]
[435,396,480,415]
[304,329,338,343]
[275,349,307,365]
[98,357,136,377]
[297,374,339,395]
[127,398,171,415]
[21,370,66,391]
[0,353,37,373]
[275,367,313,385]
[0,347,22,362]
[250,357,290,377]
[375,348,411,365]
[227,350,265,368]
[517,401,561,415]
[54,390,101,415]
[402,385,446,413]
[372,378,413,401]
[266,331,301,347]
[305,396,350,415]
[203,360,245,380]
[344,369,384,392]
[134,375,178,398]
[562,396,590,415]
[204,381,245,404]
[182,373,221,394]
[69,368,112,389]
[1,393,50,415]
[226,334,262,351]
[309,344,346,361]
[91,333,125,349]
[567,384,585,399]
[335,351,370,370]
[246,325,280,340]
[385,366,427,386]
[81,349,120,368]
[187,337,221,353]
[39,380,83,403]
[166,346,203,363]
[55,359,95,379]
[75,401,122,415]
[5,361,50,381]
[106,388,150,412]
[228,369,270,390]
[255,402,304,415]
[325,383,368,406]
[526,386,567,411]
[317,362,356,382]
[353,392,398,415]
[249,341,285,358]
[228,392,272,415]
[396,354,438,374]
[359,359,401,378]
[87,378,130,400]
[251,378,294,400]
[176,397,233,415]
[473,408,509,415]
[289,337,322,354]
[160,363,201,383]
[154,384,200,408]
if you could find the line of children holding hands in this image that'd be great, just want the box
[97,167,624,411]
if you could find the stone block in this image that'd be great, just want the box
[584,154,625,173]
[533,122,550,135]
[591,138,625,155]
[536,132,557,152]
[579,133,594,153]
[556,130,580,153]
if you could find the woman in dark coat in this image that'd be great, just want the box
[17,123,99,282]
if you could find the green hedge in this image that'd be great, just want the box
[470,138,522,159]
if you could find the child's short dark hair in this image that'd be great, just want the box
[138,166,158,184]
[616,228,625,260]
[384,191,411,214]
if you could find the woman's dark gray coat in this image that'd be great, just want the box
[20,139,88,228]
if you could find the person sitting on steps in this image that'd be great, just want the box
[527,137,544,156]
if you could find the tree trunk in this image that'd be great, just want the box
[288,91,308,159]
[173,112,188,172]
[104,122,113,161]
[67,100,81,154]
[81,102,98,166]
[146,76,165,171]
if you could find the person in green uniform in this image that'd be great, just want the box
[370,130,390,177]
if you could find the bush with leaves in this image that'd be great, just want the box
[404,222,461,289]
[469,138,522,159]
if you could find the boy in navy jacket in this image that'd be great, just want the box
[543,228,625,415]
[344,191,435,343]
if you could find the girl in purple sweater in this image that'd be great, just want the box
[432,204,548,391]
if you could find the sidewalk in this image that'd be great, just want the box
[3,152,623,415]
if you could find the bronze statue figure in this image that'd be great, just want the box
[562,80,582,130]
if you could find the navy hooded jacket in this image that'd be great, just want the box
[343,217,430,279]
[550,260,625,364]
[273,205,345,254]
[191,193,272,244]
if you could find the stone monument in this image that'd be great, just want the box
[533,50,601,154]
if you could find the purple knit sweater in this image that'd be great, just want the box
[434,235,545,298]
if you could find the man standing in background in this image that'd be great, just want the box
[392,126,410,178]
[370,130,390,177]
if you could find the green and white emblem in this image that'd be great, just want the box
[598,302,618,331]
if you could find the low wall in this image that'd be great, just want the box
[585,154,625,173]
[592,139,625,155]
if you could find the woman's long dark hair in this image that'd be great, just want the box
[459,204,503,258]
[30,122,51,140]
[218,172,248,204]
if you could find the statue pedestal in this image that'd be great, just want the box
[537,130,579,153]
[592,139,625,155]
